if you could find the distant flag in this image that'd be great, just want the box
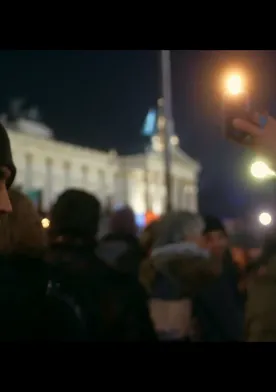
[141,108,157,137]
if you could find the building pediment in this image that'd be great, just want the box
[171,147,201,173]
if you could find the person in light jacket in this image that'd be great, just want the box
[144,211,222,341]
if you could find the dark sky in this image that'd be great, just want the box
[0,49,275,218]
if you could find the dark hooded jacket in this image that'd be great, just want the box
[96,232,145,277]
[246,256,276,342]
[145,242,221,341]
[0,253,83,340]
[193,250,244,342]
[47,239,157,341]
[245,233,276,341]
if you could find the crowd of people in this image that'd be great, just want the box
[0,112,276,341]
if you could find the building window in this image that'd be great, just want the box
[183,184,188,209]
[81,165,89,188]
[64,161,71,189]
[185,185,195,212]
[45,157,53,210]
[24,153,33,191]
[98,169,105,190]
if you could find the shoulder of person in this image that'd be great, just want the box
[41,293,87,340]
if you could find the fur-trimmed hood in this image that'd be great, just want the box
[149,242,220,297]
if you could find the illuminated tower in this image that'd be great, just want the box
[151,97,179,152]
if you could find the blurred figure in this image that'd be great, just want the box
[97,205,144,277]
[139,220,160,292]
[0,189,82,340]
[48,190,156,341]
[146,211,221,341]
[246,231,276,341]
[0,189,46,256]
[192,216,244,341]
[203,216,228,258]
[203,215,243,303]
[0,122,16,214]
[140,220,160,257]
[110,205,137,236]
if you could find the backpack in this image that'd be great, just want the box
[45,279,89,340]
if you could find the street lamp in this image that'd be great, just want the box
[225,74,244,96]
[250,161,275,179]
[222,71,247,96]
[259,212,272,226]
[41,217,50,229]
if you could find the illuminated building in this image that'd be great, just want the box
[4,108,200,214]
[120,130,200,216]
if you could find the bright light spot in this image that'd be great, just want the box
[259,212,272,226]
[170,135,179,146]
[250,161,275,179]
[152,135,164,152]
[41,218,50,229]
[225,74,243,95]
[158,115,166,130]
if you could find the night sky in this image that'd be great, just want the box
[0,49,275,218]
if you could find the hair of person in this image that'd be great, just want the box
[153,211,204,248]
[109,205,137,236]
[49,188,101,241]
[203,215,227,236]
[0,122,16,188]
[140,220,160,250]
[0,188,46,256]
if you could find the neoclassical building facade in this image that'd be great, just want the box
[6,117,200,216]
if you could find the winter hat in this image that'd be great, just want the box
[203,215,227,236]
[0,122,16,188]
[50,189,101,240]
[109,206,137,236]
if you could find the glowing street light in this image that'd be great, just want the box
[259,212,272,226]
[225,73,244,96]
[250,161,275,179]
[41,217,50,229]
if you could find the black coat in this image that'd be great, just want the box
[0,253,84,340]
[193,251,244,342]
[47,240,157,341]
[96,232,145,277]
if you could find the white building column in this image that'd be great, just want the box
[184,183,198,212]
[172,175,178,210]
[42,158,53,212]
[24,153,33,191]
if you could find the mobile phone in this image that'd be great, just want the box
[223,93,255,144]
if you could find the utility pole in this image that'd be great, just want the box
[160,50,173,213]
[144,143,150,213]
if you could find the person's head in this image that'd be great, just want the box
[0,189,46,257]
[109,205,137,237]
[140,220,160,254]
[0,123,16,215]
[203,216,228,257]
[49,189,101,244]
[153,211,205,248]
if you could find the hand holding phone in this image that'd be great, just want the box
[223,92,257,145]
[232,112,276,170]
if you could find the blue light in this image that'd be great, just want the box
[142,109,157,137]
[135,213,146,228]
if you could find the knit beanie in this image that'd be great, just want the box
[203,215,227,236]
[109,206,137,236]
[50,189,101,240]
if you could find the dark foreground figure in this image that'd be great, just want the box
[46,189,157,341]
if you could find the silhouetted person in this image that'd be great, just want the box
[47,190,157,341]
